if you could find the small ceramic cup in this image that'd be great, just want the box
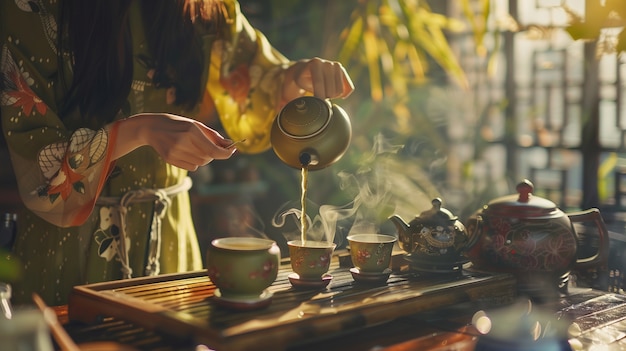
[206,237,281,299]
[347,234,397,273]
[287,240,336,280]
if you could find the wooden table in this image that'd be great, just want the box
[57,254,626,351]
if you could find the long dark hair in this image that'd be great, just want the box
[59,0,225,125]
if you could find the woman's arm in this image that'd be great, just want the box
[1,1,240,227]
[1,43,234,227]
[205,0,354,155]
[110,113,235,172]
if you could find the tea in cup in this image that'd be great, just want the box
[287,240,336,286]
[206,237,280,309]
[347,234,397,279]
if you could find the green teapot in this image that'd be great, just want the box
[270,96,351,170]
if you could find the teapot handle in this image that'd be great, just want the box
[568,208,609,271]
[464,214,484,254]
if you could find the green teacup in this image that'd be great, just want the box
[206,237,281,298]
[287,240,336,280]
[347,234,397,273]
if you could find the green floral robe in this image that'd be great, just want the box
[0,0,289,306]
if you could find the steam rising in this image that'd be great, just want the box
[272,133,440,247]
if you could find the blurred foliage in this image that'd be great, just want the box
[0,249,21,283]
[251,0,472,139]
[239,0,485,227]
[336,0,468,101]
[564,0,626,56]
[242,1,473,188]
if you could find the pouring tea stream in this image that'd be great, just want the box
[270,96,352,243]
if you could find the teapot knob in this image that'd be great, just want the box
[295,98,307,112]
[516,179,534,203]
[431,198,442,211]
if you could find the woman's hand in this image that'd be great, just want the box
[281,57,354,106]
[110,113,236,171]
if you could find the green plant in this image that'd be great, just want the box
[338,0,468,101]
[564,0,626,56]
[0,250,21,283]
[250,1,481,215]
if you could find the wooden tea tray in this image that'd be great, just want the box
[68,260,516,351]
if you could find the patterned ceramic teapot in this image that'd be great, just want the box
[388,198,471,272]
[464,179,609,298]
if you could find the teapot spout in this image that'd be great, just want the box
[388,214,410,237]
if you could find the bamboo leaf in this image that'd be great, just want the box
[414,11,469,88]
[460,0,485,56]
[422,21,469,88]
[338,16,364,64]
[363,27,383,101]
[566,21,601,40]
[564,2,611,40]
[404,42,426,82]
[399,4,468,89]
[487,29,500,78]
[478,0,491,57]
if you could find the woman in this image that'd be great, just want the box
[0,0,354,306]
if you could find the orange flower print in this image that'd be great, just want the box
[46,155,85,201]
[0,45,47,116]
[220,63,251,109]
[37,128,106,203]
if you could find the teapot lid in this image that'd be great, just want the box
[483,179,560,218]
[417,198,458,221]
[276,96,331,138]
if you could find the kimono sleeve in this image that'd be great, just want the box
[1,44,119,227]
[205,0,291,154]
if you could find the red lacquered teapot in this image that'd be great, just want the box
[465,179,609,298]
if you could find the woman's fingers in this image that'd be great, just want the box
[131,113,236,170]
[286,58,355,101]
[196,124,237,156]
[308,60,328,98]
[309,59,353,99]
[338,64,354,98]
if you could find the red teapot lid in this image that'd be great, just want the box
[482,179,561,218]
